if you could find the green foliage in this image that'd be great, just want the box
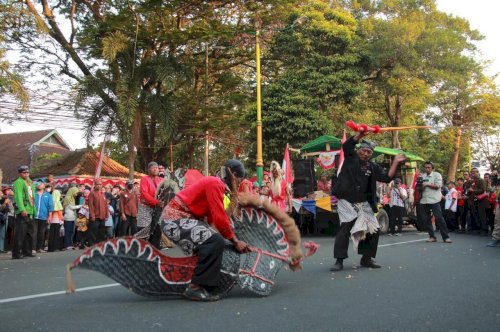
[245,0,363,163]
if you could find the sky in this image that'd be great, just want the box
[1,0,498,150]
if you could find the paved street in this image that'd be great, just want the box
[1,230,499,332]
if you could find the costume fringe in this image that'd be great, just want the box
[66,264,76,294]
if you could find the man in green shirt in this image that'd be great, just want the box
[12,165,37,259]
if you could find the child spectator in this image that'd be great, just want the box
[444,181,458,232]
[75,211,89,249]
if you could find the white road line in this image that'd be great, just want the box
[1,238,428,304]
[0,283,119,304]
[379,238,427,247]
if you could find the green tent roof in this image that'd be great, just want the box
[372,146,424,162]
[300,135,342,153]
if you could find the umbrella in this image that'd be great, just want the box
[300,135,342,153]
[371,146,424,162]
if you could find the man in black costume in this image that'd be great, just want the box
[330,131,406,271]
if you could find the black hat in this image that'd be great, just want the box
[359,140,376,151]
[126,180,134,185]
[224,159,246,178]
[18,165,30,173]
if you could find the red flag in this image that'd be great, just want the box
[233,146,241,159]
[282,143,294,184]
[337,130,346,176]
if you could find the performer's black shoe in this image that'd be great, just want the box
[330,259,343,272]
[183,286,220,302]
[360,257,381,269]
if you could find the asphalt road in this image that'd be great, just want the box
[1,230,499,332]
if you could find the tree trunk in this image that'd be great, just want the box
[392,95,402,149]
[128,108,142,180]
[447,127,462,182]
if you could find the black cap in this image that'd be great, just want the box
[126,180,134,185]
[18,165,30,173]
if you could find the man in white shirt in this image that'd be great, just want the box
[444,181,458,231]
[420,161,452,243]
[389,178,407,236]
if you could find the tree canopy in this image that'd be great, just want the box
[1,0,498,179]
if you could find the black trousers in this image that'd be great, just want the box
[473,200,489,233]
[47,223,62,252]
[12,214,35,258]
[88,219,106,245]
[118,215,137,237]
[191,233,225,287]
[33,219,47,251]
[333,218,379,260]
[389,206,404,234]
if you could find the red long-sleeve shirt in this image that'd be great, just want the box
[140,175,163,207]
[177,176,235,240]
[88,190,109,221]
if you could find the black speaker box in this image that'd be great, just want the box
[292,159,315,198]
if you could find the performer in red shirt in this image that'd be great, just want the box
[136,161,164,249]
[161,159,250,301]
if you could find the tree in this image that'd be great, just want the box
[0,4,28,112]
[356,0,483,150]
[246,0,363,163]
[3,0,296,177]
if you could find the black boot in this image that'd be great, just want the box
[360,256,381,268]
[330,258,344,271]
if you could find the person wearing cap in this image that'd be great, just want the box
[388,178,407,236]
[118,180,139,236]
[136,161,164,249]
[160,159,251,301]
[330,132,406,271]
[88,178,109,245]
[12,165,37,259]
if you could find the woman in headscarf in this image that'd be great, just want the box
[62,186,82,250]
[48,188,63,252]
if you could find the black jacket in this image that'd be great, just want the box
[332,136,393,212]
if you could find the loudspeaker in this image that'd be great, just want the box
[293,159,315,198]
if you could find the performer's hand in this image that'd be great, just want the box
[21,210,27,217]
[233,239,251,254]
[394,154,406,164]
[121,214,126,221]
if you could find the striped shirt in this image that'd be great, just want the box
[390,186,407,207]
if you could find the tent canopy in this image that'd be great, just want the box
[372,146,424,162]
[300,135,342,153]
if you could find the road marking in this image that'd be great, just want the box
[1,238,428,304]
[379,238,427,247]
[0,283,119,304]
